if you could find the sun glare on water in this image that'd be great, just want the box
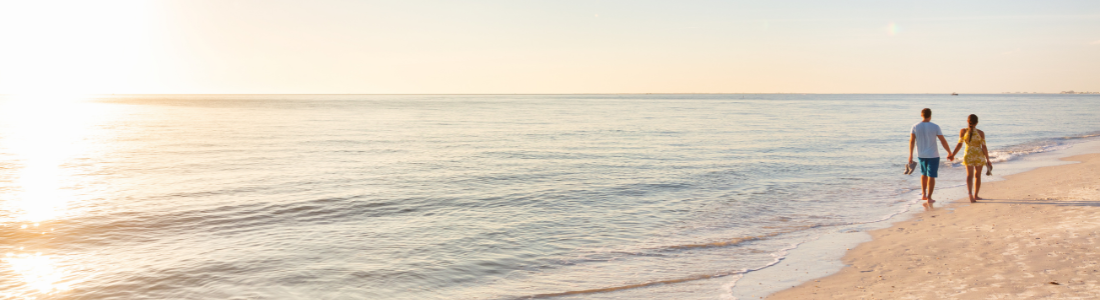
[1,93,106,298]
[1,94,96,223]
[1,252,81,297]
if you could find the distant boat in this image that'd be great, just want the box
[951,92,958,96]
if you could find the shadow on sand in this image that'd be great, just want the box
[966,199,1100,207]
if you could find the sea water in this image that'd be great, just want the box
[1,94,1098,299]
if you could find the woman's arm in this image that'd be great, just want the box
[949,128,965,160]
[980,130,991,166]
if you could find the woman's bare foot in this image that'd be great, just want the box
[969,195,976,203]
[974,196,983,201]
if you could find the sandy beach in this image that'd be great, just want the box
[767,153,1100,300]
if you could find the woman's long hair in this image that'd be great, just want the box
[967,114,979,142]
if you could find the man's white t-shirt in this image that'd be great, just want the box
[911,122,943,158]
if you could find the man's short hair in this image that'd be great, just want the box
[921,108,932,118]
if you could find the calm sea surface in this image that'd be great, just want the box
[1,94,1099,299]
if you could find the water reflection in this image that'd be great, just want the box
[1,94,105,298]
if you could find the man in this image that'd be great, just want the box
[908,108,953,207]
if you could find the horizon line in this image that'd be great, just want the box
[2,92,1085,96]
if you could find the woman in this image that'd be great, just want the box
[950,114,992,202]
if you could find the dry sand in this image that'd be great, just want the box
[766,153,1100,300]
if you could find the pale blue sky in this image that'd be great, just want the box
[1,0,1098,93]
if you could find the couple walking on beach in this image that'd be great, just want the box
[907,108,993,208]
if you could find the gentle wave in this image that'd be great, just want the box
[523,272,740,299]
[945,132,1099,165]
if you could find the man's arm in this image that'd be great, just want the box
[938,135,952,160]
[908,133,916,162]
[949,142,962,161]
[948,129,963,161]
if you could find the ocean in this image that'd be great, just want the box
[1,94,1098,299]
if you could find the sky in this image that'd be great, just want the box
[0,0,1098,94]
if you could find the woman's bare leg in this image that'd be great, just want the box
[973,165,984,200]
[965,165,976,202]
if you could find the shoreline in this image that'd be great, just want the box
[759,142,1100,299]
[728,139,1100,300]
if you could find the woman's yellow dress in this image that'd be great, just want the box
[959,129,987,166]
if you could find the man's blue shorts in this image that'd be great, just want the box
[919,157,940,178]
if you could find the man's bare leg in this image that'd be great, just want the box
[926,177,936,204]
[921,175,929,200]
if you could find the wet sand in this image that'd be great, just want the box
[766,153,1100,299]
